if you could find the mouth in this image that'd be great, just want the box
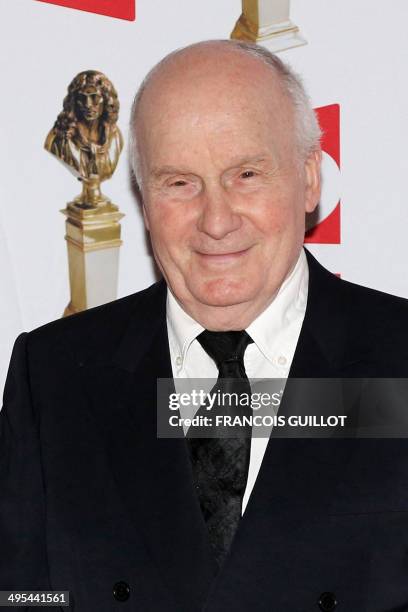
[196,247,251,264]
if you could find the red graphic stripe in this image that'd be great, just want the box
[36,0,135,21]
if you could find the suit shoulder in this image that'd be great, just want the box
[307,249,408,322]
[306,251,408,372]
[26,280,166,359]
[337,275,408,320]
[329,276,408,365]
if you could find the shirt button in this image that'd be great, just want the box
[318,592,337,611]
[278,355,287,366]
[113,581,130,602]
[176,356,182,367]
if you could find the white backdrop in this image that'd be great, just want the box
[1,0,408,395]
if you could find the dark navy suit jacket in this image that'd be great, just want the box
[2,249,408,611]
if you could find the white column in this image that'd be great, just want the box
[231,0,306,53]
[61,201,124,316]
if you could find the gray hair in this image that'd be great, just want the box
[129,39,322,185]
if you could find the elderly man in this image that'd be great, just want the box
[2,40,408,612]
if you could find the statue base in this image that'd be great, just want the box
[231,16,306,52]
[61,199,125,316]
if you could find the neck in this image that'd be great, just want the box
[80,119,100,142]
[174,294,278,331]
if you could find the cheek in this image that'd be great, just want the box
[253,187,305,236]
[147,200,196,255]
[249,200,293,241]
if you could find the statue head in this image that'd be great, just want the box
[55,70,120,134]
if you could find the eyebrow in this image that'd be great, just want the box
[150,166,194,179]
[149,155,270,180]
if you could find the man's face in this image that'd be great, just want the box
[75,85,104,123]
[137,50,321,330]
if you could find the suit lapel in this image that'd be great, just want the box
[205,250,363,608]
[234,250,354,517]
[79,281,216,611]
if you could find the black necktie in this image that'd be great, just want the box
[187,330,254,568]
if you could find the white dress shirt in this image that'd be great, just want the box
[166,249,308,513]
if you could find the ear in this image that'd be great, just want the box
[142,203,150,232]
[304,149,322,213]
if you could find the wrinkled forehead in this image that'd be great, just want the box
[135,49,296,167]
[143,48,288,113]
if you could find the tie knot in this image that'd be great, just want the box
[197,330,253,368]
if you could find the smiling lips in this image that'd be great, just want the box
[196,247,251,264]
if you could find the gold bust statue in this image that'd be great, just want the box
[45,70,123,208]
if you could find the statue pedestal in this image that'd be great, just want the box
[231,0,306,53]
[61,201,125,316]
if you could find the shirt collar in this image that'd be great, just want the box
[166,291,204,371]
[166,248,308,368]
[246,249,308,364]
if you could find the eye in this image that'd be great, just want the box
[160,175,201,198]
[240,170,256,179]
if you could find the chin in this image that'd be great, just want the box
[191,278,257,308]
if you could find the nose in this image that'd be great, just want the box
[85,96,93,108]
[197,184,242,240]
